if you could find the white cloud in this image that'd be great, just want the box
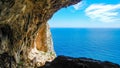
[85,4,120,23]
[73,1,84,10]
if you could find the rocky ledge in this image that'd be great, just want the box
[40,56,120,68]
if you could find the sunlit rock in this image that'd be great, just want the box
[0,0,81,67]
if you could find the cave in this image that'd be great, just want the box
[0,0,120,68]
[0,0,81,67]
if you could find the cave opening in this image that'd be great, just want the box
[48,1,120,65]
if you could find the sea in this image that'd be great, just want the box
[51,28,120,64]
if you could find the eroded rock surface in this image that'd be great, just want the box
[0,0,81,67]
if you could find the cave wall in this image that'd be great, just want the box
[0,0,81,67]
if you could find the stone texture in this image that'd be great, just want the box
[40,56,120,68]
[0,0,81,67]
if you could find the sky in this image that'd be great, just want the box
[48,0,120,28]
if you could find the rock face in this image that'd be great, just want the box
[0,0,81,67]
[40,56,120,68]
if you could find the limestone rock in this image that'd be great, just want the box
[0,0,81,67]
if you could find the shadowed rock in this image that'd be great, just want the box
[40,56,120,68]
[0,0,81,67]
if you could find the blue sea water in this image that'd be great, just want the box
[51,28,120,64]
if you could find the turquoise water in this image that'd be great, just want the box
[51,28,120,64]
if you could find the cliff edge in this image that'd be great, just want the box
[0,0,81,67]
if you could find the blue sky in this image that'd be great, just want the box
[48,0,120,28]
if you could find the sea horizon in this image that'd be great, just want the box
[51,28,120,64]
